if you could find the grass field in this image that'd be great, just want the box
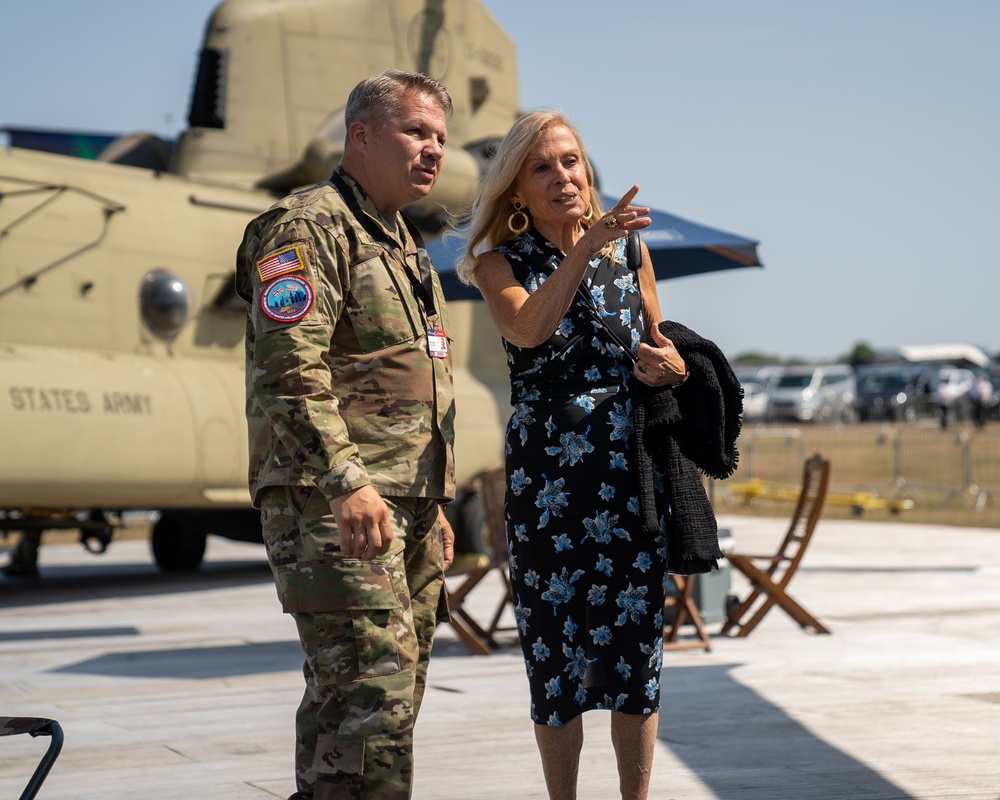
[713,421,1000,530]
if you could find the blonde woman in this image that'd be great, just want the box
[458,111,687,800]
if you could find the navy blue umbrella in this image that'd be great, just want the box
[428,194,763,301]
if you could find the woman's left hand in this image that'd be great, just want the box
[634,326,688,387]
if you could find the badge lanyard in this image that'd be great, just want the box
[331,172,447,358]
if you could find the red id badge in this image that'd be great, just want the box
[427,328,449,358]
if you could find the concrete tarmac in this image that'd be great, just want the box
[1,514,999,799]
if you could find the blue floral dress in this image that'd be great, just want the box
[495,230,669,726]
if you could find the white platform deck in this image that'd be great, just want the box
[2,514,999,799]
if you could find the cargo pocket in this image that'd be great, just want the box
[354,606,407,679]
[278,553,406,683]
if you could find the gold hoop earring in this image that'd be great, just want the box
[581,205,595,225]
[508,201,530,235]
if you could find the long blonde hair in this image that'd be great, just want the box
[455,110,602,286]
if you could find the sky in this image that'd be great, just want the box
[2,0,998,362]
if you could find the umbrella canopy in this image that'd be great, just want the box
[428,194,763,301]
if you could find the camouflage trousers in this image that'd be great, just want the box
[259,487,449,800]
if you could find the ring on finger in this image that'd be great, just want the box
[605,214,619,229]
[638,362,647,373]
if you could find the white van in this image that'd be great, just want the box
[766,364,857,423]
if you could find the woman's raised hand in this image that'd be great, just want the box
[581,184,651,254]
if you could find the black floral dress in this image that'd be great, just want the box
[496,230,669,727]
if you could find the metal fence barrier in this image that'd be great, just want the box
[721,425,1000,511]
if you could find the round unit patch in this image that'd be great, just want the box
[260,275,314,322]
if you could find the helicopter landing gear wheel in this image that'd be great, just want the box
[151,513,207,571]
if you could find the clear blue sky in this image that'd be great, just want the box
[2,0,997,361]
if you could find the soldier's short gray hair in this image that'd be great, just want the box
[345,70,453,132]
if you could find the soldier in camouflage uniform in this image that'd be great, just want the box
[235,71,457,800]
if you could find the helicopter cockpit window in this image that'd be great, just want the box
[140,269,192,339]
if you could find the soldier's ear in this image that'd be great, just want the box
[347,120,370,154]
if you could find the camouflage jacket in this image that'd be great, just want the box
[235,168,456,507]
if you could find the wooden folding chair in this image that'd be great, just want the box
[663,574,712,652]
[445,466,516,655]
[721,452,832,637]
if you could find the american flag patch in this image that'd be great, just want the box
[257,246,304,282]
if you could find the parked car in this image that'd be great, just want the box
[740,379,769,422]
[736,366,779,422]
[855,363,936,423]
[766,364,857,424]
[988,369,1000,420]
[933,366,976,424]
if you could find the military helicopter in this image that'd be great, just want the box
[0,0,517,572]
